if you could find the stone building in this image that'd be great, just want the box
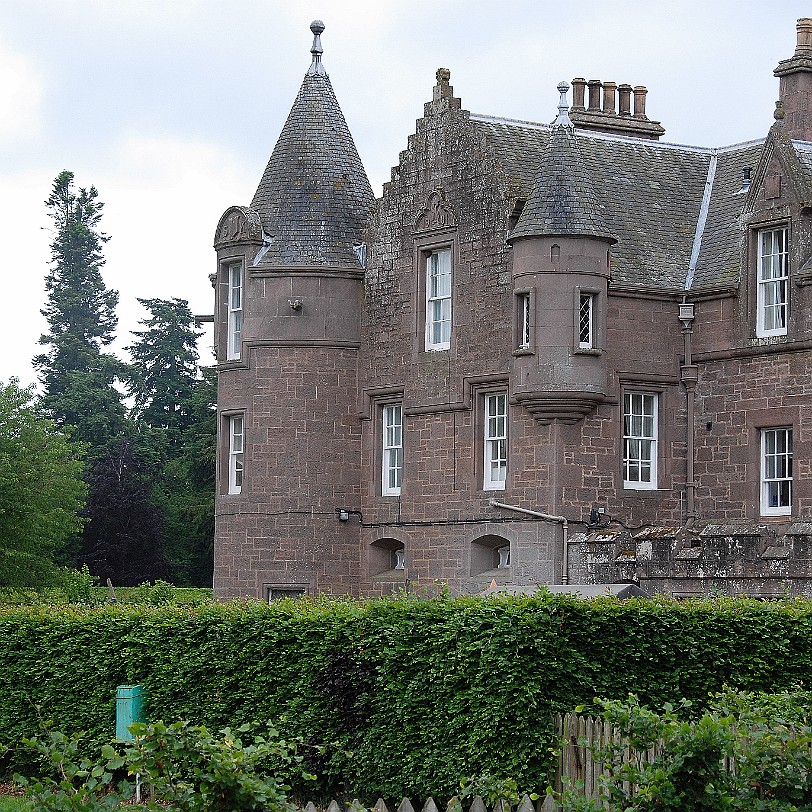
[212,19,812,600]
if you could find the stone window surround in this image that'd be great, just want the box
[413,229,458,353]
[470,533,512,576]
[225,258,244,361]
[760,425,793,516]
[369,536,407,578]
[381,402,404,497]
[750,220,790,340]
[483,390,509,492]
[574,285,603,354]
[513,287,534,355]
[621,389,659,491]
[221,409,245,495]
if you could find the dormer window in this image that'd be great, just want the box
[227,262,243,359]
[756,227,789,337]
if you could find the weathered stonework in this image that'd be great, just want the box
[214,20,812,600]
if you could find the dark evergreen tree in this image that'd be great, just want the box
[34,172,168,585]
[126,300,214,585]
[126,297,202,448]
[34,170,125,446]
[79,438,169,586]
[158,367,216,586]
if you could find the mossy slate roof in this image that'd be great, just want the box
[472,114,770,291]
[250,70,374,268]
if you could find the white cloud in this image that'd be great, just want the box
[92,134,258,368]
[0,42,42,143]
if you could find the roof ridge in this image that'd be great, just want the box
[471,111,766,155]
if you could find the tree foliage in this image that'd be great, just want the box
[0,380,86,586]
[34,171,124,447]
[127,298,202,447]
[79,438,169,586]
[127,301,214,585]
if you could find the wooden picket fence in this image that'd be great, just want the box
[289,712,644,812]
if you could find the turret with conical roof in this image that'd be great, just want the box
[509,83,615,424]
[249,20,374,268]
[212,22,372,601]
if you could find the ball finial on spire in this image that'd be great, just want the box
[554,81,573,128]
[308,20,327,76]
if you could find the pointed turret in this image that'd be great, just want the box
[249,20,374,267]
[509,83,614,425]
[212,22,370,601]
[509,83,615,244]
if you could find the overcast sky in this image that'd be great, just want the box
[0,0,809,389]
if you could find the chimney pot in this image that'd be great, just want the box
[618,84,632,116]
[571,77,586,111]
[633,85,648,119]
[796,18,812,54]
[587,79,602,112]
[602,81,617,115]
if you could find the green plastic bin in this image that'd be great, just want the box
[115,684,146,741]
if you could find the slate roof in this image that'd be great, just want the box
[250,56,374,268]
[471,114,771,291]
[509,120,616,243]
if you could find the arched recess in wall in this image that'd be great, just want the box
[470,534,511,576]
[369,537,406,577]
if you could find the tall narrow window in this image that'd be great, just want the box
[579,293,594,348]
[382,404,403,496]
[757,227,788,337]
[227,262,243,359]
[623,392,657,489]
[426,248,451,350]
[484,393,508,491]
[228,415,244,494]
[761,427,793,516]
[517,292,531,350]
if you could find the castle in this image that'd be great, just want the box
[212,19,812,600]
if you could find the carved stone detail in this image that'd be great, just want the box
[214,206,263,246]
[414,189,456,232]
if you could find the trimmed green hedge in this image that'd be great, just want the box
[2,594,812,800]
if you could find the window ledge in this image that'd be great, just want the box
[371,570,407,581]
[574,347,603,356]
[513,348,534,357]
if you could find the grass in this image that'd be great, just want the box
[0,797,30,811]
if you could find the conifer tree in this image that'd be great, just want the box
[127,300,214,585]
[127,297,202,448]
[34,170,125,447]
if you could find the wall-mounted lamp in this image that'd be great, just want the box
[289,298,303,311]
[337,509,350,522]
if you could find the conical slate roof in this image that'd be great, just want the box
[509,84,616,243]
[250,21,375,267]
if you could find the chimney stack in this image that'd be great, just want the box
[564,79,664,140]
[774,18,812,141]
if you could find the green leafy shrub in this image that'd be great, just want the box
[60,567,100,607]
[4,595,812,801]
[126,720,306,811]
[133,580,176,606]
[14,720,303,812]
[561,689,812,811]
[14,729,132,811]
